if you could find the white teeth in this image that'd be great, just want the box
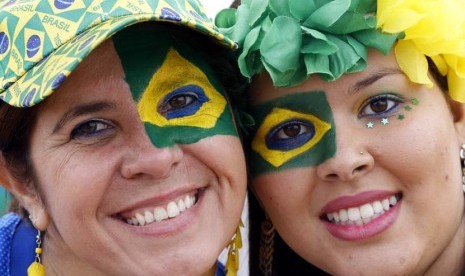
[136,213,146,226]
[126,194,197,226]
[184,195,193,208]
[177,199,186,212]
[339,209,348,222]
[382,199,390,211]
[360,203,374,219]
[167,202,180,218]
[144,211,154,224]
[326,213,334,221]
[389,195,397,205]
[372,201,383,214]
[348,207,361,221]
[154,207,168,222]
[326,195,400,225]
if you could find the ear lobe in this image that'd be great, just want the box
[449,98,465,144]
[0,154,49,230]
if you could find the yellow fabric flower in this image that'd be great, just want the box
[377,0,465,102]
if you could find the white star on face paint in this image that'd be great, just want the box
[381,118,389,125]
[366,122,374,128]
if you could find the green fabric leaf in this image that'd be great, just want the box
[238,27,262,78]
[269,0,291,16]
[353,29,400,55]
[301,27,338,54]
[249,0,270,26]
[289,0,316,21]
[309,0,351,28]
[260,16,302,72]
[304,53,332,78]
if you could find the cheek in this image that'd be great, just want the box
[183,136,246,187]
[252,170,313,222]
[32,149,116,221]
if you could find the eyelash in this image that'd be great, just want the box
[70,119,114,140]
[265,119,315,151]
[158,85,208,120]
[358,93,404,118]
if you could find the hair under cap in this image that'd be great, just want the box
[0,0,236,107]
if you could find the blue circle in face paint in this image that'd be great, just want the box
[160,84,210,120]
[265,119,316,151]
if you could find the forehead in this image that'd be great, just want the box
[248,49,400,104]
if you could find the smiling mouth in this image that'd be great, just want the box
[322,193,402,225]
[121,192,199,226]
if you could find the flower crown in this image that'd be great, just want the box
[215,0,465,102]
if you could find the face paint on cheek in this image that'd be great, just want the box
[248,92,336,176]
[112,28,237,148]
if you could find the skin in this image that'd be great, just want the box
[3,37,246,275]
[249,49,465,275]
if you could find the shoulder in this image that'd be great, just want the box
[215,261,226,276]
[0,213,22,275]
[0,213,36,276]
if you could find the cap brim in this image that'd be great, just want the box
[2,13,235,107]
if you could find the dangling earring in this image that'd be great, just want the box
[27,229,45,276]
[259,216,275,276]
[460,144,465,193]
[225,220,244,276]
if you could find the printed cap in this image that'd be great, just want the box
[0,0,236,107]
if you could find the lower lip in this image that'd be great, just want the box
[323,200,401,241]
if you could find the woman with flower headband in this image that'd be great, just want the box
[0,0,248,275]
[217,0,465,275]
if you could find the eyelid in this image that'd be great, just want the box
[357,93,404,118]
[71,118,115,140]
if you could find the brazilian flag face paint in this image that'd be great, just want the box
[249,92,336,176]
[113,25,237,148]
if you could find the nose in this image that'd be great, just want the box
[121,142,183,179]
[316,127,374,182]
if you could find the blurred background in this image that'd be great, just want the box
[200,0,234,19]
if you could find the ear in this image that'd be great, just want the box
[0,154,49,230]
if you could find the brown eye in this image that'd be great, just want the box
[280,124,301,138]
[370,98,388,113]
[168,95,193,110]
[359,94,403,117]
[265,119,316,151]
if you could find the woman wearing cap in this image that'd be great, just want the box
[217,0,465,275]
[0,1,247,275]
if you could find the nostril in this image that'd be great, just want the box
[326,173,338,179]
[353,164,368,174]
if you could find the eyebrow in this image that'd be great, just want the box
[53,101,115,133]
[349,68,404,95]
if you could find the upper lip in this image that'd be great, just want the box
[113,185,206,217]
[320,190,399,216]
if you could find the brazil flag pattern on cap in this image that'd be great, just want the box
[0,0,235,107]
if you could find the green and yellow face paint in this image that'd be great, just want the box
[248,92,336,176]
[113,26,236,148]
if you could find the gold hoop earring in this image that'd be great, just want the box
[27,229,45,276]
[225,220,244,276]
[259,216,275,276]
